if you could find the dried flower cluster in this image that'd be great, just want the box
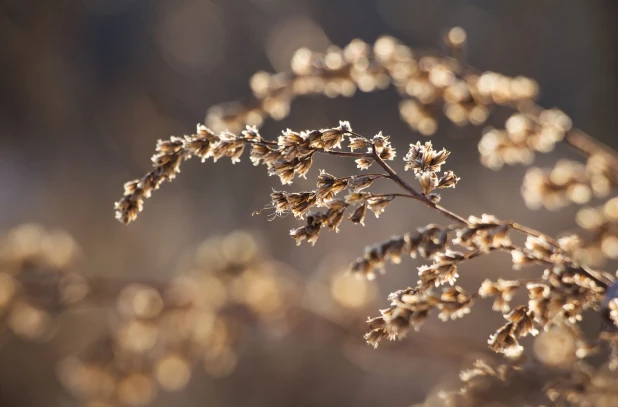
[115,121,388,224]
[365,286,475,348]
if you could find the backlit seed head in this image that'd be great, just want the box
[348,203,367,225]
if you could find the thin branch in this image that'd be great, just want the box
[507,222,560,247]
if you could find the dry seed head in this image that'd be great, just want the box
[316,171,349,201]
[349,174,380,192]
[349,232,425,279]
[418,171,437,195]
[488,322,523,358]
[372,132,396,160]
[511,249,536,269]
[437,286,474,321]
[349,257,375,280]
[348,136,370,151]
[418,262,459,290]
[323,199,348,231]
[404,141,450,174]
[453,215,512,251]
[344,192,370,204]
[437,170,460,188]
[355,154,375,170]
[284,192,317,218]
[506,305,539,337]
[318,121,352,150]
[290,217,321,246]
[524,235,556,260]
[479,279,520,313]
[348,203,367,226]
[366,195,394,218]
[270,191,289,215]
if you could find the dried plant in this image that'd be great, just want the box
[110,28,618,406]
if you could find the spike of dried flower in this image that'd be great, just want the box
[115,122,377,223]
[364,285,475,348]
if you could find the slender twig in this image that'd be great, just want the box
[239,139,372,159]
[321,150,371,159]
[371,193,417,199]
[507,222,560,247]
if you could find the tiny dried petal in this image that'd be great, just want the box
[367,196,395,218]
[356,155,375,170]
[437,170,459,188]
[349,137,371,151]
[349,203,368,225]
[349,175,379,192]
[418,172,437,195]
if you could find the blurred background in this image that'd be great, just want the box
[1,0,618,406]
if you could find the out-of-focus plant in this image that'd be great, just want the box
[56,230,303,407]
[1,224,476,407]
